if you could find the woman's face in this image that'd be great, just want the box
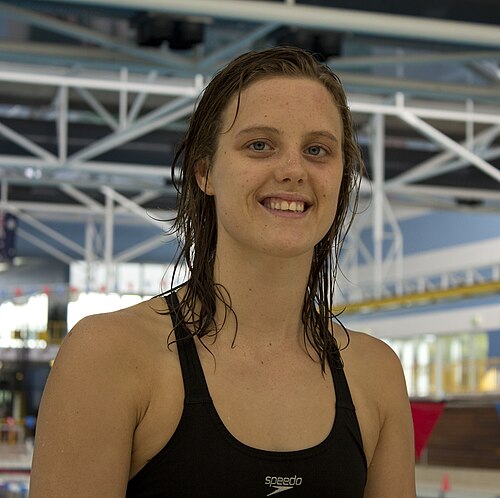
[197,76,344,260]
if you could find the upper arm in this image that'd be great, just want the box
[363,342,416,498]
[30,315,142,498]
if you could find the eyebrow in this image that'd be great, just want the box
[235,126,339,144]
[235,126,281,137]
[308,130,340,145]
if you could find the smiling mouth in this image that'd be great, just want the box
[261,198,309,213]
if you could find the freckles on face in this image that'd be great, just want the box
[206,76,344,256]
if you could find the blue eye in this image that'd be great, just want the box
[306,145,325,156]
[249,141,268,151]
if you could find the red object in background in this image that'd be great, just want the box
[410,401,446,459]
[440,473,451,492]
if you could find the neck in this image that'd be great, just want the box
[210,245,313,349]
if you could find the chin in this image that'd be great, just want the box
[261,242,314,260]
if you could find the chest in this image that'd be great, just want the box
[127,346,368,498]
[201,353,336,452]
[130,348,337,475]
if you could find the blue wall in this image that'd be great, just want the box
[360,210,500,256]
[15,219,179,264]
[488,329,500,358]
[398,211,500,255]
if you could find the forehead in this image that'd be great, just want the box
[221,77,342,134]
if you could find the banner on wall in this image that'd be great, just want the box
[410,401,446,459]
[0,212,18,263]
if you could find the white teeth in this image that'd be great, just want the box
[264,198,305,212]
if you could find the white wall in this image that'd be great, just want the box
[344,299,500,339]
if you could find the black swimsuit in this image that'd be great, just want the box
[126,292,367,497]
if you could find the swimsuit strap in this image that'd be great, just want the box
[328,343,356,411]
[165,292,211,404]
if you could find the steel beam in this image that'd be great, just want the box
[329,51,500,70]
[0,121,57,161]
[387,125,500,187]
[128,71,158,124]
[57,85,68,162]
[386,184,500,202]
[75,86,119,130]
[10,208,86,257]
[0,68,201,96]
[104,189,115,290]
[100,186,164,228]
[67,102,194,165]
[198,22,280,70]
[45,0,500,48]
[398,110,500,184]
[348,99,500,125]
[371,113,385,298]
[17,227,74,264]
[0,2,194,70]
[114,233,170,263]
[59,184,104,214]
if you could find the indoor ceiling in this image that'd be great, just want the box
[0,0,499,264]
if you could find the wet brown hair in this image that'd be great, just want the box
[167,45,363,369]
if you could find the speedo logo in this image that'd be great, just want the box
[265,475,303,496]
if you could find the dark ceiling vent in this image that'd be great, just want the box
[133,14,205,50]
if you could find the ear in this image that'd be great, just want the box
[194,158,214,195]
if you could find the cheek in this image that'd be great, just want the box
[322,174,343,202]
[318,177,343,227]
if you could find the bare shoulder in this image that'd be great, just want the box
[337,329,416,496]
[40,295,175,427]
[30,296,176,497]
[337,328,404,384]
[64,296,170,361]
[68,295,170,343]
[341,329,408,405]
[56,296,176,405]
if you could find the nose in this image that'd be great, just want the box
[275,148,307,184]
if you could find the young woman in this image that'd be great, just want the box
[29,46,416,497]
